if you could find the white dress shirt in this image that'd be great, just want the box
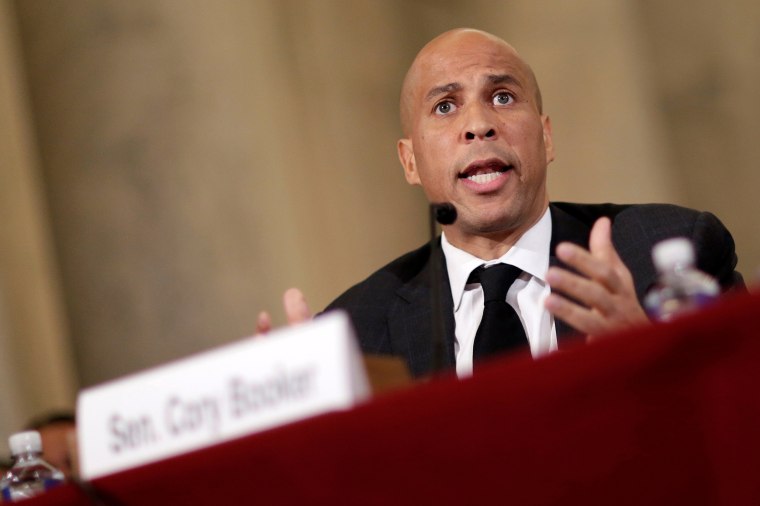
[441,207,557,377]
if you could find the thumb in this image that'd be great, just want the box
[283,288,312,325]
[589,217,617,261]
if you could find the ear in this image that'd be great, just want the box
[397,138,421,186]
[541,115,555,164]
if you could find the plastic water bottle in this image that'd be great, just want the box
[0,431,65,502]
[643,237,720,321]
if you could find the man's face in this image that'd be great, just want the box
[398,30,554,246]
[39,422,76,478]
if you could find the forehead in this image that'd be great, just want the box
[413,34,529,97]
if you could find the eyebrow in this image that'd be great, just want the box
[424,82,462,101]
[423,74,523,102]
[487,74,523,88]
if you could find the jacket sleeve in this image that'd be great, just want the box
[693,211,745,291]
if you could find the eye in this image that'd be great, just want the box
[434,101,456,115]
[493,92,514,106]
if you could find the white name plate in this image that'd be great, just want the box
[77,310,369,480]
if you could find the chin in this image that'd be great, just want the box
[462,212,522,236]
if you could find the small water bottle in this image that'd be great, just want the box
[644,237,720,321]
[1,431,65,502]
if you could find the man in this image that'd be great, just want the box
[258,28,742,377]
[26,411,77,479]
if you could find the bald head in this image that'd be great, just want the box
[399,29,543,136]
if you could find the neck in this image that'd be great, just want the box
[443,207,548,260]
[443,230,520,260]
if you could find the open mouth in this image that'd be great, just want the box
[458,159,513,184]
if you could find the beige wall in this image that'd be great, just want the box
[638,0,760,276]
[0,0,76,439]
[1,0,758,437]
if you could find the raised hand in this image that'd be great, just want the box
[255,288,313,335]
[545,217,649,340]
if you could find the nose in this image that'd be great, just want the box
[462,105,497,141]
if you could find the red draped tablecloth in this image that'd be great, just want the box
[34,292,760,505]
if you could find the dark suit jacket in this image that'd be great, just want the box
[325,202,743,377]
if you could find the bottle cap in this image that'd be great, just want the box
[652,237,695,272]
[9,430,42,456]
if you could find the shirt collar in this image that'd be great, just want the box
[441,207,552,311]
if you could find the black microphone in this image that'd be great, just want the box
[433,202,457,226]
[429,203,457,374]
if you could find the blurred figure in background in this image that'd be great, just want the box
[25,411,76,480]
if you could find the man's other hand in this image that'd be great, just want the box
[545,217,649,340]
[255,288,313,335]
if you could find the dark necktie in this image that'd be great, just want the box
[468,264,528,361]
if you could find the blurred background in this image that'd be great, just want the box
[1,0,758,440]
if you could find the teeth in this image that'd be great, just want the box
[467,171,504,184]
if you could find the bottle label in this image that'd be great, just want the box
[2,482,44,501]
[645,292,717,321]
[1,476,63,501]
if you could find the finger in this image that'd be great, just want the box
[545,293,608,336]
[255,311,272,335]
[588,217,616,261]
[546,267,615,315]
[588,217,639,290]
[283,288,312,325]
[556,242,623,293]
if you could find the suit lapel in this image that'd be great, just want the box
[389,241,456,377]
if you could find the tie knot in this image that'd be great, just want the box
[469,264,522,302]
